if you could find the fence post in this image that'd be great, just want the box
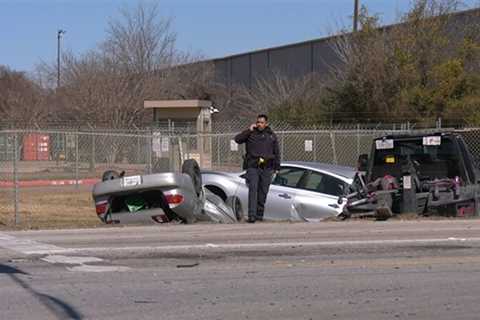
[75,132,79,189]
[186,134,190,160]
[90,133,96,172]
[330,131,338,165]
[217,135,221,169]
[356,124,361,160]
[148,131,153,174]
[280,133,285,161]
[178,135,184,165]
[13,132,19,225]
[313,133,317,162]
[137,135,141,164]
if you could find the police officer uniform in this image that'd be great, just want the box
[234,125,281,222]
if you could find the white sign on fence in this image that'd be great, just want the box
[403,175,412,189]
[230,140,238,152]
[305,140,313,152]
[161,137,170,152]
[66,134,76,148]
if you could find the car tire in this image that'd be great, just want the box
[233,197,243,222]
[182,159,202,196]
[102,170,120,181]
[225,196,243,222]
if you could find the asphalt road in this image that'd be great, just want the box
[2,220,480,320]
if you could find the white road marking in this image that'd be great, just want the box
[0,232,130,273]
[447,237,467,241]
[41,255,103,265]
[67,265,131,273]
[0,233,63,253]
[17,237,480,255]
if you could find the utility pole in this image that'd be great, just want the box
[57,29,66,88]
[353,0,360,32]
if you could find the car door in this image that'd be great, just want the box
[264,166,309,220]
[293,170,349,221]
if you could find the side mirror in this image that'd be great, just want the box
[357,154,369,172]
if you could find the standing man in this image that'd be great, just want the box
[235,114,281,223]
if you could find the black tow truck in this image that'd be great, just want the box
[343,132,480,219]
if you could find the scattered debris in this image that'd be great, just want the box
[176,262,200,268]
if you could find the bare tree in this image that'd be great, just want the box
[102,1,176,73]
[238,70,330,124]
[31,2,226,130]
[0,65,50,127]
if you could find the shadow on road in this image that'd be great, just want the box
[1,263,83,320]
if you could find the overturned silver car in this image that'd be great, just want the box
[92,160,238,225]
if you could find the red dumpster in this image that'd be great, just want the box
[23,134,50,161]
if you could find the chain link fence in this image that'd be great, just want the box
[1,126,480,228]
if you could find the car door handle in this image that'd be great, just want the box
[328,204,340,209]
[278,193,291,199]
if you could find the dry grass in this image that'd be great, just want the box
[0,187,102,230]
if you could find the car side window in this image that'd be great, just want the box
[272,167,307,188]
[301,171,346,196]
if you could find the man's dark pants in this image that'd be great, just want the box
[246,167,273,220]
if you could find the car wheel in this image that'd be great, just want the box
[102,170,120,181]
[182,159,202,196]
[233,197,243,222]
[225,196,243,222]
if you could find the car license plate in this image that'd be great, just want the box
[122,175,142,187]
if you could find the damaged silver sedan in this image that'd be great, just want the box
[92,160,238,225]
[202,162,355,222]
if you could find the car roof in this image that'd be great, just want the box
[282,161,356,179]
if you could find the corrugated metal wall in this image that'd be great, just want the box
[212,36,341,88]
[210,8,480,89]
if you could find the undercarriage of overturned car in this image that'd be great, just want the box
[92,160,239,225]
[343,132,480,220]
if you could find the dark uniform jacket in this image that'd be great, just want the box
[234,126,281,171]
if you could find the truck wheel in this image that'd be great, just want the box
[437,204,457,217]
[375,206,393,221]
[182,159,202,196]
[102,170,120,181]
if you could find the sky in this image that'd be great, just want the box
[1,0,479,73]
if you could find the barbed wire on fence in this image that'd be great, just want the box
[0,118,458,135]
